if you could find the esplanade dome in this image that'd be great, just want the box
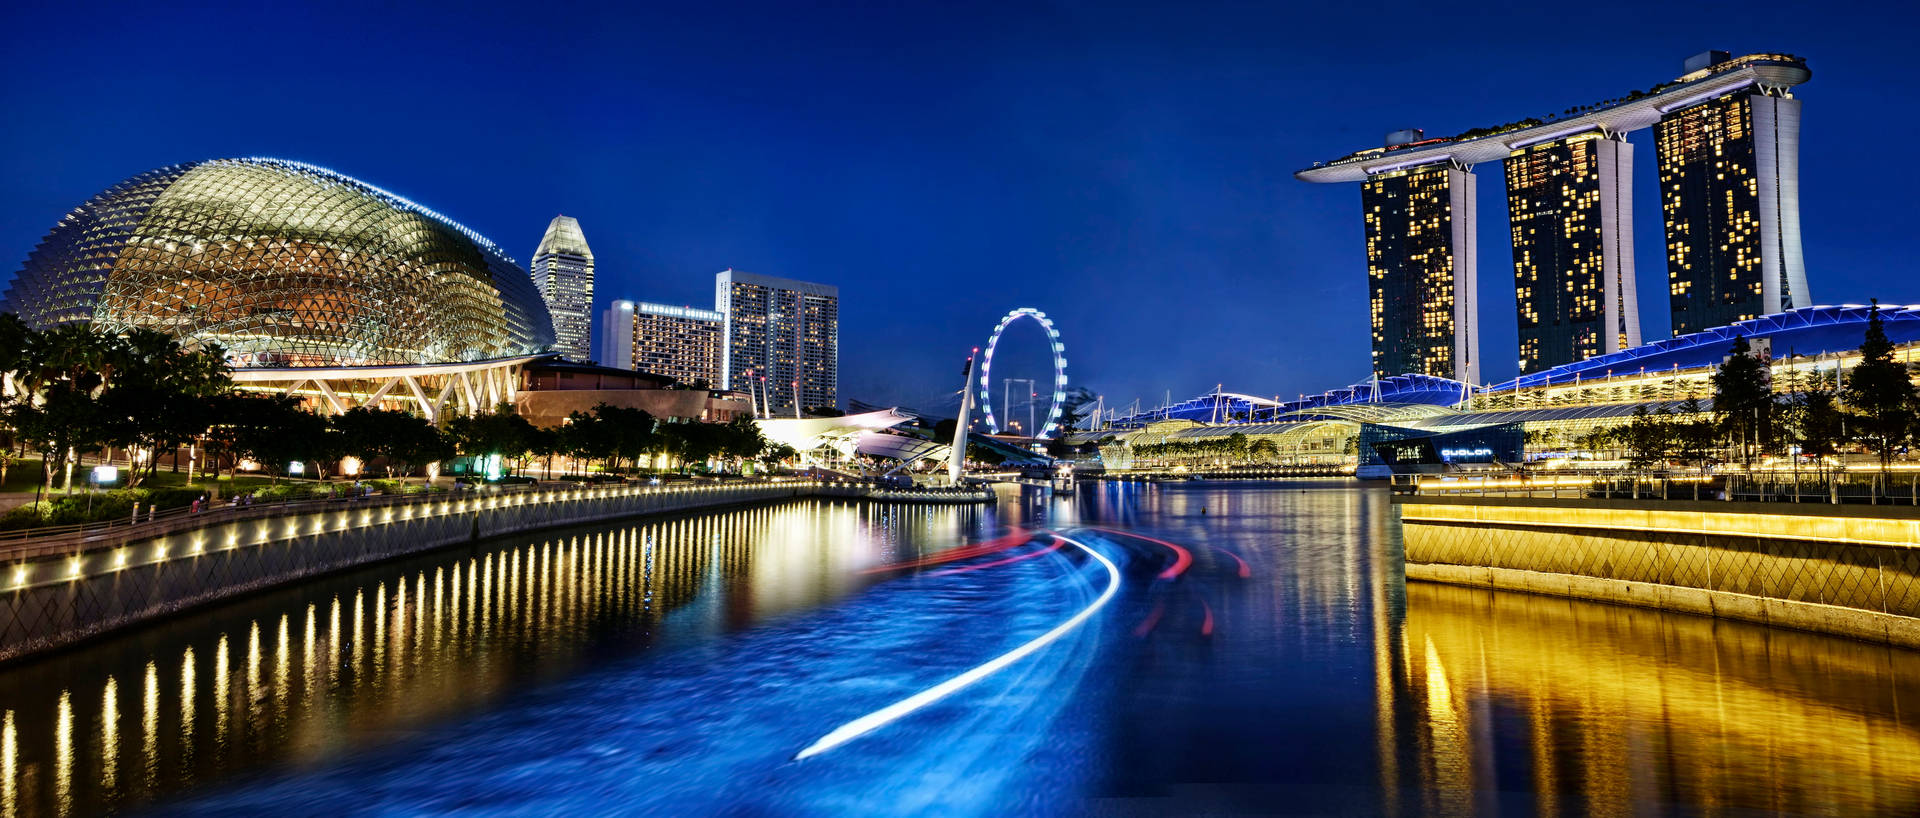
[1,158,554,367]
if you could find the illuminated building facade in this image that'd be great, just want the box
[1506,132,1639,373]
[1362,161,1480,384]
[715,269,838,414]
[1,157,554,367]
[1656,54,1809,335]
[531,215,594,361]
[632,301,723,387]
[599,299,636,369]
[1300,52,1809,377]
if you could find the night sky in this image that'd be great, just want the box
[2,0,1911,415]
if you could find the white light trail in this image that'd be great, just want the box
[793,532,1120,760]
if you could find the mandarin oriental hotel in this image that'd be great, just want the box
[1,158,557,420]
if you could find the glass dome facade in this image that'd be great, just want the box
[2,158,555,367]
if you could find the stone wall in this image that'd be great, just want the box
[1398,496,1920,648]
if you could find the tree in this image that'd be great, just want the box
[1712,336,1773,469]
[1622,406,1675,469]
[759,443,798,471]
[594,404,657,472]
[1226,432,1250,462]
[718,415,766,471]
[1672,397,1718,469]
[217,394,341,483]
[558,410,613,474]
[0,314,30,487]
[1843,301,1917,473]
[446,405,538,470]
[335,407,447,481]
[97,329,233,485]
[14,324,119,495]
[657,421,724,472]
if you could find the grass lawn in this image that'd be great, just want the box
[0,458,286,497]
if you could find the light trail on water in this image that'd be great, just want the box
[793,531,1120,760]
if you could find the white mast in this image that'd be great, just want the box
[947,350,977,484]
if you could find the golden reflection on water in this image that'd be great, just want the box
[0,500,979,816]
[3,711,15,818]
[1392,582,1920,815]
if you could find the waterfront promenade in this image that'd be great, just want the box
[0,479,991,663]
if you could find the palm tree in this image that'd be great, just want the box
[19,324,118,493]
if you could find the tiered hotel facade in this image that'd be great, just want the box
[630,301,724,387]
[1363,160,1479,383]
[1300,51,1810,379]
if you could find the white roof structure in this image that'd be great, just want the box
[1297,55,1809,183]
[854,432,948,463]
[756,409,948,463]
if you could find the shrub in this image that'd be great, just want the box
[0,503,52,531]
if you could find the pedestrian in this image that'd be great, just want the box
[191,498,200,514]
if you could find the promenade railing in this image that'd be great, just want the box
[1391,468,1920,506]
[0,477,993,563]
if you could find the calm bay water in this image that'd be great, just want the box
[0,482,1914,815]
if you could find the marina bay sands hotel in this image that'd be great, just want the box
[1298,51,1811,383]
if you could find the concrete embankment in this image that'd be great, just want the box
[1397,495,1920,648]
[0,481,992,663]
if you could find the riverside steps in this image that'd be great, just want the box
[0,479,992,663]
[1396,494,1920,649]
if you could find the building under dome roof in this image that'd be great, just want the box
[2,158,554,368]
[1490,305,1920,391]
[1102,373,1469,429]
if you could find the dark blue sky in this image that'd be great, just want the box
[2,0,1911,414]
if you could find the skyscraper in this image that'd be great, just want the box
[1656,52,1810,335]
[1300,52,1809,379]
[1362,160,1479,384]
[599,299,636,369]
[531,215,594,360]
[715,269,838,415]
[1506,132,1639,373]
[632,302,723,387]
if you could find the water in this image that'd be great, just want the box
[0,482,1915,815]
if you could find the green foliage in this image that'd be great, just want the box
[1843,301,1918,471]
[334,407,450,478]
[0,317,233,491]
[1132,434,1267,463]
[0,484,232,530]
[556,404,657,473]
[1671,397,1718,468]
[207,393,343,480]
[445,407,540,464]
[1712,336,1774,467]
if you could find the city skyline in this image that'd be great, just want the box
[2,1,1916,413]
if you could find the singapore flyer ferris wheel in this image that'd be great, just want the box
[978,307,1068,438]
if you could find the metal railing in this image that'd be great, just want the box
[0,482,561,562]
[0,476,995,561]
[1391,468,1920,506]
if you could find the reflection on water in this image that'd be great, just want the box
[3,481,1916,815]
[1392,581,1920,816]
[0,500,987,817]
